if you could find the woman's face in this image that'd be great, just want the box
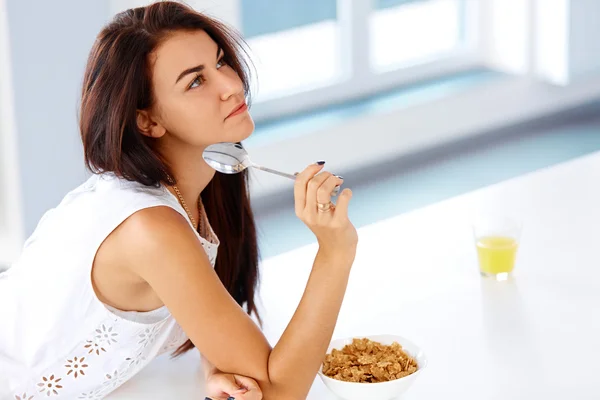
[145,29,254,147]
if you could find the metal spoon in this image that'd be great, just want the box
[202,142,341,196]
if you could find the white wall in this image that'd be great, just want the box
[568,0,600,81]
[0,0,23,266]
[4,0,109,238]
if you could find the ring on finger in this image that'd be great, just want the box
[317,201,335,213]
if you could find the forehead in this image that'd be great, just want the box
[151,30,218,81]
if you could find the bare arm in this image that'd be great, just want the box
[200,251,351,398]
[119,163,356,399]
[267,249,352,393]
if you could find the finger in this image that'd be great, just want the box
[236,392,262,400]
[234,375,262,399]
[234,389,263,400]
[305,172,333,211]
[333,188,353,217]
[295,161,326,182]
[204,395,240,400]
[205,393,230,399]
[316,175,344,205]
[233,375,260,390]
[212,374,246,397]
[294,162,326,216]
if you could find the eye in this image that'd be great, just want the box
[189,74,204,89]
[216,57,227,69]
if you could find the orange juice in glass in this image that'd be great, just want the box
[473,216,521,281]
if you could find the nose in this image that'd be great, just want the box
[217,70,244,102]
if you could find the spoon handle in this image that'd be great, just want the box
[251,164,297,180]
[251,164,341,196]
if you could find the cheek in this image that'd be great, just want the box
[185,96,222,133]
[164,97,223,141]
[164,96,222,137]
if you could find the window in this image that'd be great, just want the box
[242,0,341,101]
[242,0,480,121]
[370,0,464,71]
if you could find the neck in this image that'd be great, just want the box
[163,143,216,225]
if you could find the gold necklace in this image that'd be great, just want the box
[172,184,202,232]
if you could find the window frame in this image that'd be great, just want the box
[244,0,484,122]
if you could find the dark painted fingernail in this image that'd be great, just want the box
[227,397,235,400]
[205,398,212,400]
[336,175,344,179]
[294,172,299,176]
[316,160,326,165]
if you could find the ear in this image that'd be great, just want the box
[137,109,166,139]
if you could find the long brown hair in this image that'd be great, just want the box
[79,1,260,355]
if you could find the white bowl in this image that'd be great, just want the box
[318,334,427,400]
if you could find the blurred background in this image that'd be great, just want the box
[1,0,600,268]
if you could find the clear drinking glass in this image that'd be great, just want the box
[473,216,522,281]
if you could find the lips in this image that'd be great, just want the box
[226,102,248,119]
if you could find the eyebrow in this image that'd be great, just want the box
[175,47,224,84]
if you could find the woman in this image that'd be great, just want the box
[0,2,357,399]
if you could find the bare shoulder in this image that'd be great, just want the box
[116,206,190,242]
[108,205,204,274]
[92,206,201,308]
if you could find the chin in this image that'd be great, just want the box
[229,115,255,143]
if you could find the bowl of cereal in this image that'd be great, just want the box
[318,335,427,400]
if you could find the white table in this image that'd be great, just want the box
[109,152,600,399]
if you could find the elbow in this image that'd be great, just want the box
[260,353,311,400]
[259,379,311,400]
[261,389,309,400]
[259,378,308,400]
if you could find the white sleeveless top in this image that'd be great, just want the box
[0,173,220,399]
